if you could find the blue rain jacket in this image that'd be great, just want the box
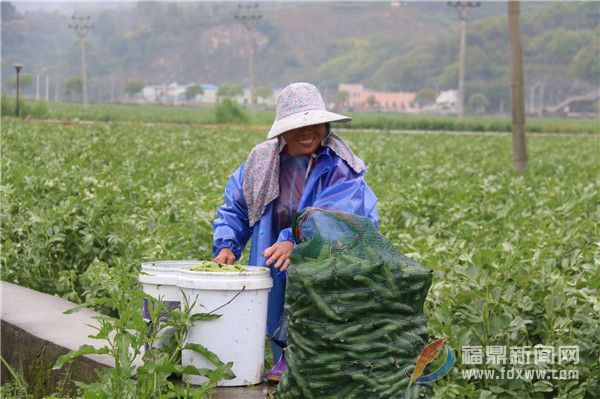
[212,145,378,358]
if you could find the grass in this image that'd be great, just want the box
[0,353,75,399]
[5,99,595,134]
[41,100,272,125]
[345,111,600,134]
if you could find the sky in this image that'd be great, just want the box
[12,1,134,13]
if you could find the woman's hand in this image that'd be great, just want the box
[263,241,293,271]
[213,248,236,265]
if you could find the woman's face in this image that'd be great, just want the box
[282,123,327,156]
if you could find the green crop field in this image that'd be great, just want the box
[10,99,599,134]
[1,118,598,398]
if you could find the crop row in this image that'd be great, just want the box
[1,119,598,398]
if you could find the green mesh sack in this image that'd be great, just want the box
[275,207,433,399]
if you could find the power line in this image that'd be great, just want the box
[236,3,262,30]
[69,15,93,39]
[69,15,94,109]
[235,4,262,114]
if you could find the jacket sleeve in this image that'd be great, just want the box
[312,159,379,229]
[276,227,294,243]
[212,163,252,259]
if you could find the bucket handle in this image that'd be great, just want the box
[205,286,247,316]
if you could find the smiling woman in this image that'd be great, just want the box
[282,123,328,156]
[210,82,379,381]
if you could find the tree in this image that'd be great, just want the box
[437,63,459,89]
[217,84,243,100]
[415,87,437,106]
[7,73,34,93]
[336,90,350,109]
[467,93,489,114]
[185,84,203,101]
[366,95,378,110]
[569,40,600,84]
[123,80,144,97]
[64,76,83,98]
[1,2,17,22]
[255,86,273,101]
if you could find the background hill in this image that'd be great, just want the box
[2,1,598,112]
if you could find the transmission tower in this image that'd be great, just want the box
[447,1,480,119]
[69,15,94,109]
[235,4,262,114]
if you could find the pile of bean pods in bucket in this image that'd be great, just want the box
[275,207,433,399]
[189,262,245,272]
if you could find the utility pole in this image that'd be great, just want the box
[528,85,535,114]
[14,64,22,117]
[36,75,40,100]
[69,15,93,109]
[45,75,49,102]
[538,82,545,117]
[235,3,262,115]
[110,77,114,103]
[447,1,480,119]
[508,1,527,174]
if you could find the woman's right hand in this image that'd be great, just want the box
[213,248,236,265]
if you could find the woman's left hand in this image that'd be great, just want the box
[263,241,293,271]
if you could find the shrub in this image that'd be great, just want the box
[214,98,250,124]
[27,100,49,118]
[1,93,48,118]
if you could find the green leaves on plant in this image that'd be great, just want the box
[53,345,110,371]
[2,120,598,398]
[49,262,234,397]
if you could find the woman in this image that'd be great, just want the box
[212,82,378,381]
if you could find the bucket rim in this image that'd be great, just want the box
[178,266,273,290]
[141,260,201,270]
[179,264,269,276]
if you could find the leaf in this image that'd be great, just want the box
[220,361,236,380]
[509,315,532,330]
[177,365,213,376]
[489,385,504,393]
[152,362,178,374]
[501,242,515,254]
[478,390,495,399]
[115,333,135,372]
[183,343,225,368]
[0,355,27,390]
[63,298,113,314]
[456,263,481,281]
[533,380,554,392]
[53,345,109,370]
[190,312,221,322]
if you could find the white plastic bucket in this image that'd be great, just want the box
[139,260,200,348]
[178,264,273,386]
[139,260,200,302]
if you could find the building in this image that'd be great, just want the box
[140,83,281,108]
[168,83,196,105]
[435,90,458,113]
[142,83,220,105]
[338,83,416,112]
[197,83,218,104]
[141,85,162,103]
[232,87,279,108]
[141,83,186,104]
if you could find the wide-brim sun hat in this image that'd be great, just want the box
[267,82,351,139]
